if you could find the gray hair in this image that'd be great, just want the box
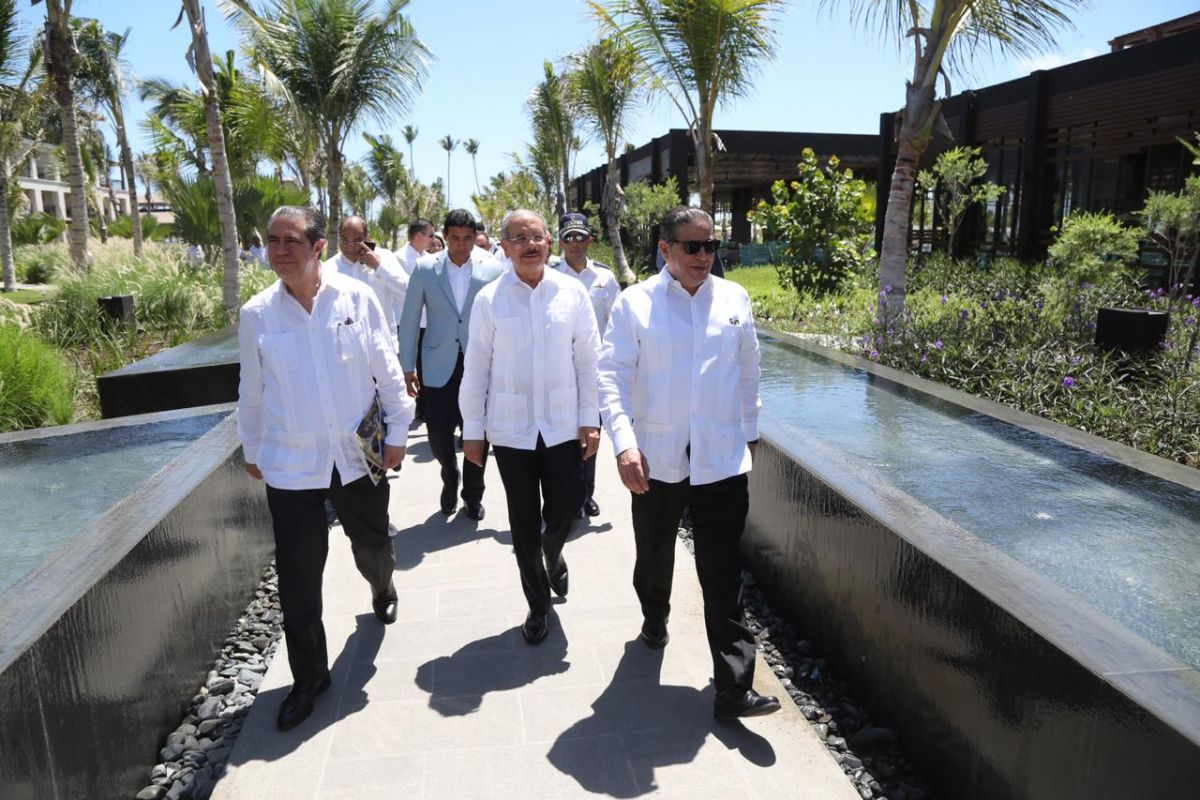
[269,205,326,245]
[500,209,549,240]
[659,206,712,242]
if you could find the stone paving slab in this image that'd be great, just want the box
[212,427,858,799]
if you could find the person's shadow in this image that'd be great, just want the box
[224,612,385,763]
[413,615,570,716]
[546,640,776,797]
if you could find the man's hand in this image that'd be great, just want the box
[357,244,381,269]
[382,444,406,471]
[579,426,600,461]
[404,370,421,398]
[245,462,263,480]
[464,439,486,467]
[616,447,650,495]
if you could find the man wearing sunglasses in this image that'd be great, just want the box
[598,206,777,720]
[554,212,620,519]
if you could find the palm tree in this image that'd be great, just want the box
[363,131,405,246]
[438,134,457,203]
[402,123,417,178]
[36,0,91,270]
[836,0,1082,313]
[74,21,144,256]
[527,61,577,218]
[591,0,781,216]
[0,1,49,292]
[175,0,241,313]
[341,162,377,218]
[567,38,641,284]
[464,137,480,194]
[226,0,431,252]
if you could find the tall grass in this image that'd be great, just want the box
[0,324,75,430]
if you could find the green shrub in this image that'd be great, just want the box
[0,324,75,432]
[10,212,68,246]
[749,149,873,295]
[1048,211,1141,282]
[107,214,172,242]
[14,243,72,284]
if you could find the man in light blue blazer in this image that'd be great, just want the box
[399,209,503,520]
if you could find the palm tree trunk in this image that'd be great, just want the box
[603,157,633,284]
[326,135,343,255]
[694,118,715,217]
[444,151,450,207]
[0,164,14,292]
[185,1,241,313]
[44,4,90,271]
[472,156,479,195]
[114,104,144,257]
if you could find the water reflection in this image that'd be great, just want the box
[0,411,230,594]
[759,338,1200,670]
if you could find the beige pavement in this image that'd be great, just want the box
[211,425,858,799]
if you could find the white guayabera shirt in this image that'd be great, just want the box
[598,268,761,486]
[555,258,621,337]
[325,250,409,349]
[237,266,414,490]
[459,267,601,450]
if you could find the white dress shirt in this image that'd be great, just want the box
[325,249,409,349]
[237,266,414,491]
[555,258,620,337]
[598,269,760,486]
[446,257,472,313]
[460,267,600,450]
[402,243,427,327]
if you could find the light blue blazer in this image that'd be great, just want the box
[398,250,503,388]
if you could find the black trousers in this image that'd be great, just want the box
[630,472,755,693]
[493,436,584,615]
[413,327,426,420]
[265,467,395,688]
[423,351,486,506]
[581,414,599,503]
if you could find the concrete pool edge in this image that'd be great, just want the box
[0,405,274,798]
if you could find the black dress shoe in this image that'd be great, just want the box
[465,502,485,521]
[583,498,600,517]
[372,583,398,624]
[545,554,568,598]
[276,674,331,731]
[713,688,781,720]
[440,486,457,516]
[639,619,669,649]
[522,611,549,644]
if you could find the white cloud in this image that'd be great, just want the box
[1016,47,1101,75]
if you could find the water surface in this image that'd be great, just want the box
[759,337,1200,670]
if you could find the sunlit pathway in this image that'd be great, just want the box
[211,425,857,799]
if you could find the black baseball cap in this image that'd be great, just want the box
[558,213,590,238]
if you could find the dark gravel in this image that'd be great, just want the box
[136,563,283,800]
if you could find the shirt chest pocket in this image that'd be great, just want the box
[333,318,366,362]
[259,333,299,374]
[720,322,742,362]
[494,317,529,353]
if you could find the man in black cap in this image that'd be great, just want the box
[555,212,620,519]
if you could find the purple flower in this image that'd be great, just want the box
[1071,355,1081,365]
[1187,316,1197,327]
[884,284,893,294]
[1062,376,1076,388]
[940,294,948,305]
[920,354,928,364]
[960,310,970,320]
[869,349,879,360]
[1035,301,1044,311]
[1160,340,1171,350]
[1193,297,1200,307]
[933,340,944,350]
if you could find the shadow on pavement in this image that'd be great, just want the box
[413,615,570,716]
[225,613,385,764]
[546,640,776,797]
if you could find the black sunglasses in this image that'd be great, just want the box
[670,238,719,255]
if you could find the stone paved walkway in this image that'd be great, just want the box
[211,426,857,799]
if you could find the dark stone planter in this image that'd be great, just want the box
[1094,307,1169,353]
[97,294,136,326]
[97,328,241,419]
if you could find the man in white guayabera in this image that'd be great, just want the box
[459,209,601,644]
[598,205,778,720]
[237,206,413,732]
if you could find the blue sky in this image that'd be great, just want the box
[15,0,1199,212]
